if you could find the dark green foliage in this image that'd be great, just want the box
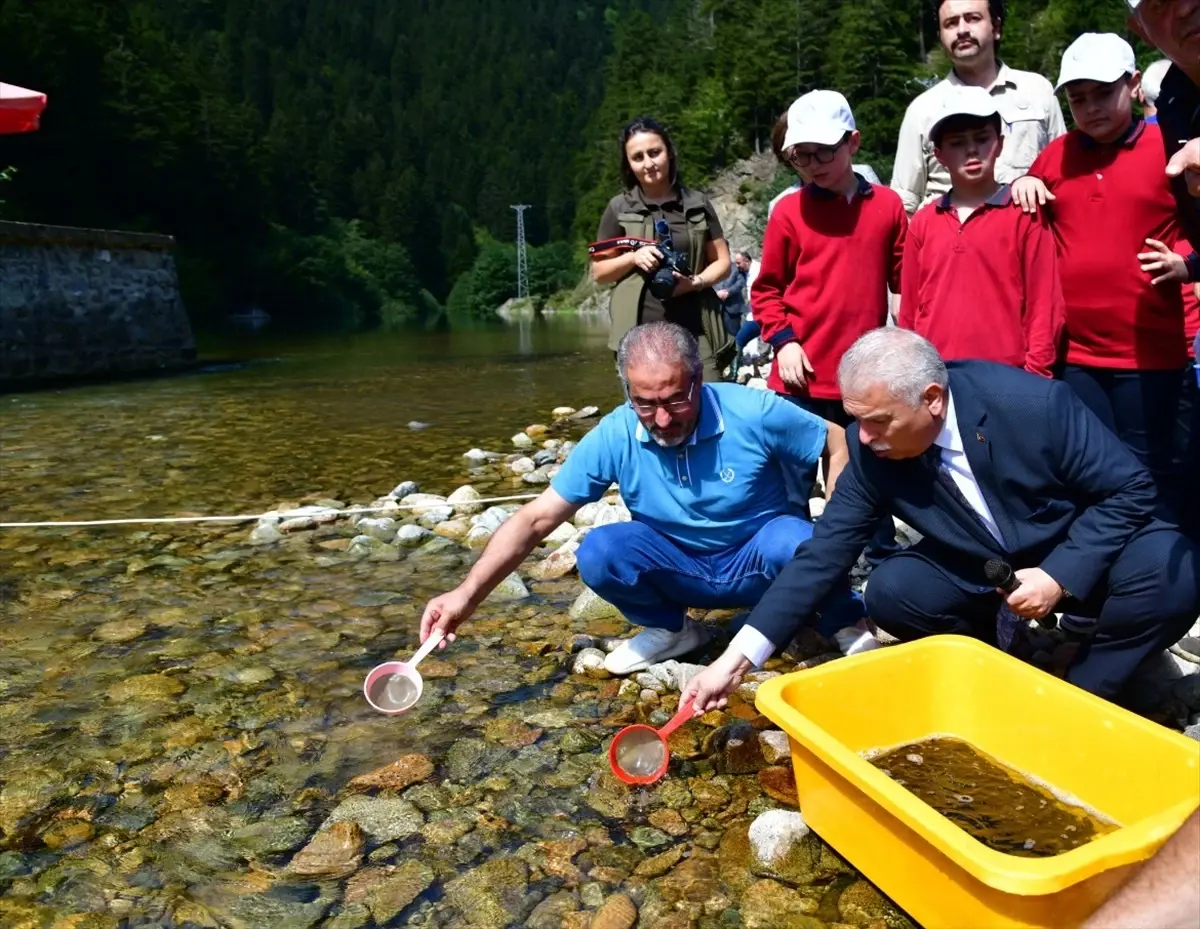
[0,0,1154,329]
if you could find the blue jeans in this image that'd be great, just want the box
[575,516,865,639]
[736,319,762,351]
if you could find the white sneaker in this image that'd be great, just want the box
[603,620,710,675]
[833,619,880,657]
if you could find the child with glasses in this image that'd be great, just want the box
[753,89,909,581]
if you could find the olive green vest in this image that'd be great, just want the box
[606,186,722,352]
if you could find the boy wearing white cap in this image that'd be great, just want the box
[1013,33,1189,519]
[899,85,1063,377]
[753,89,907,567]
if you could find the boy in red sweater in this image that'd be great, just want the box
[753,89,907,567]
[900,85,1064,376]
[1013,33,1190,514]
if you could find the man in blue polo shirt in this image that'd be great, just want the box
[418,321,874,674]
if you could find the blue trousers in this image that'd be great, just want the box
[576,516,865,638]
[1174,362,1200,540]
[736,319,762,351]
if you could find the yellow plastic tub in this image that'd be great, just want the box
[755,635,1200,929]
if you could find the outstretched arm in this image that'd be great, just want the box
[1082,809,1200,929]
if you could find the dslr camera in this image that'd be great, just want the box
[647,219,692,300]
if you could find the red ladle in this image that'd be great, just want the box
[608,698,695,785]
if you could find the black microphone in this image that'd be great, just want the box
[984,558,1018,592]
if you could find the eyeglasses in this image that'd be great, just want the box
[788,136,848,167]
[627,377,697,415]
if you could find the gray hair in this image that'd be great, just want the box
[837,328,948,407]
[616,321,702,390]
[735,250,752,262]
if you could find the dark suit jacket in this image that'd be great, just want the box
[747,361,1161,646]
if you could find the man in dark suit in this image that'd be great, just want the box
[684,328,1200,711]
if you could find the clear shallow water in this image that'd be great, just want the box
[0,315,913,927]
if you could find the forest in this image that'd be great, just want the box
[0,0,1140,329]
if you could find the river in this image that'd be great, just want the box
[0,314,913,928]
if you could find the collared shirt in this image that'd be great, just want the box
[753,176,907,400]
[891,64,1067,215]
[899,185,1064,377]
[933,391,1004,545]
[550,383,826,553]
[1029,120,1187,370]
[1156,65,1200,277]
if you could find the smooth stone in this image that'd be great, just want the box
[758,730,791,765]
[838,878,898,924]
[1185,723,1200,741]
[525,424,550,439]
[395,525,432,547]
[447,485,485,516]
[544,522,578,546]
[741,879,822,929]
[527,890,580,929]
[486,573,530,602]
[568,588,620,622]
[279,505,340,522]
[521,467,552,486]
[749,810,810,864]
[107,673,184,702]
[323,796,424,844]
[463,448,491,461]
[367,859,435,925]
[590,893,637,929]
[511,433,535,449]
[433,519,471,542]
[416,506,454,528]
[443,857,531,927]
[571,648,607,677]
[758,766,799,806]
[347,535,401,562]
[347,754,434,793]
[527,541,578,580]
[568,406,600,420]
[390,481,419,499]
[357,517,398,542]
[93,618,147,644]
[552,407,576,418]
[288,821,365,878]
[248,521,283,545]
[510,457,536,475]
[399,493,449,515]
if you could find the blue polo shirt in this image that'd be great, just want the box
[550,383,826,552]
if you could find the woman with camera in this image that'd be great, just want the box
[590,116,733,380]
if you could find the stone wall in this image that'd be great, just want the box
[0,221,196,387]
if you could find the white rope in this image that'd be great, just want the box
[0,493,543,530]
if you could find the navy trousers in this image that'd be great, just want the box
[863,527,1200,700]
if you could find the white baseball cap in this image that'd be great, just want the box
[1142,59,1172,106]
[782,90,856,149]
[1055,33,1137,92]
[929,85,1001,144]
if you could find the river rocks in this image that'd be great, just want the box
[399,493,448,515]
[289,821,366,877]
[525,424,550,440]
[395,524,432,547]
[527,890,580,929]
[710,722,766,775]
[229,816,311,857]
[323,796,424,844]
[347,754,434,793]
[416,505,454,528]
[532,448,557,467]
[511,457,536,475]
[633,843,686,877]
[356,517,397,542]
[571,648,608,677]
[447,485,484,515]
[511,433,534,449]
[433,519,471,542]
[759,730,791,765]
[484,572,530,603]
[585,772,632,819]
[590,893,637,929]
[347,535,401,562]
[569,406,600,420]
[522,467,552,485]
[248,520,283,545]
[365,860,435,924]
[108,673,184,702]
[569,588,621,622]
[838,878,898,924]
[93,617,147,643]
[527,540,579,580]
[552,406,576,418]
[390,481,419,498]
[444,857,531,927]
[758,766,799,806]
[281,504,341,524]
[749,810,810,865]
[741,879,821,928]
[545,521,578,547]
[463,448,492,461]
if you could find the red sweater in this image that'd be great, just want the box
[1028,121,1186,370]
[900,187,1064,378]
[753,178,907,400]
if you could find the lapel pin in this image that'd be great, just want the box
[976,432,986,443]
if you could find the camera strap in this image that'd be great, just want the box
[587,235,656,261]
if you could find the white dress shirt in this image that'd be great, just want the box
[729,390,1001,668]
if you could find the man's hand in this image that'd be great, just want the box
[1000,568,1064,620]
[419,587,476,648]
[632,245,664,274]
[1138,239,1190,286]
[1166,138,1200,197]
[1012,176,1055,214]
[717,289,729,301]
[776,342,815,389]
[681,648,752,714]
